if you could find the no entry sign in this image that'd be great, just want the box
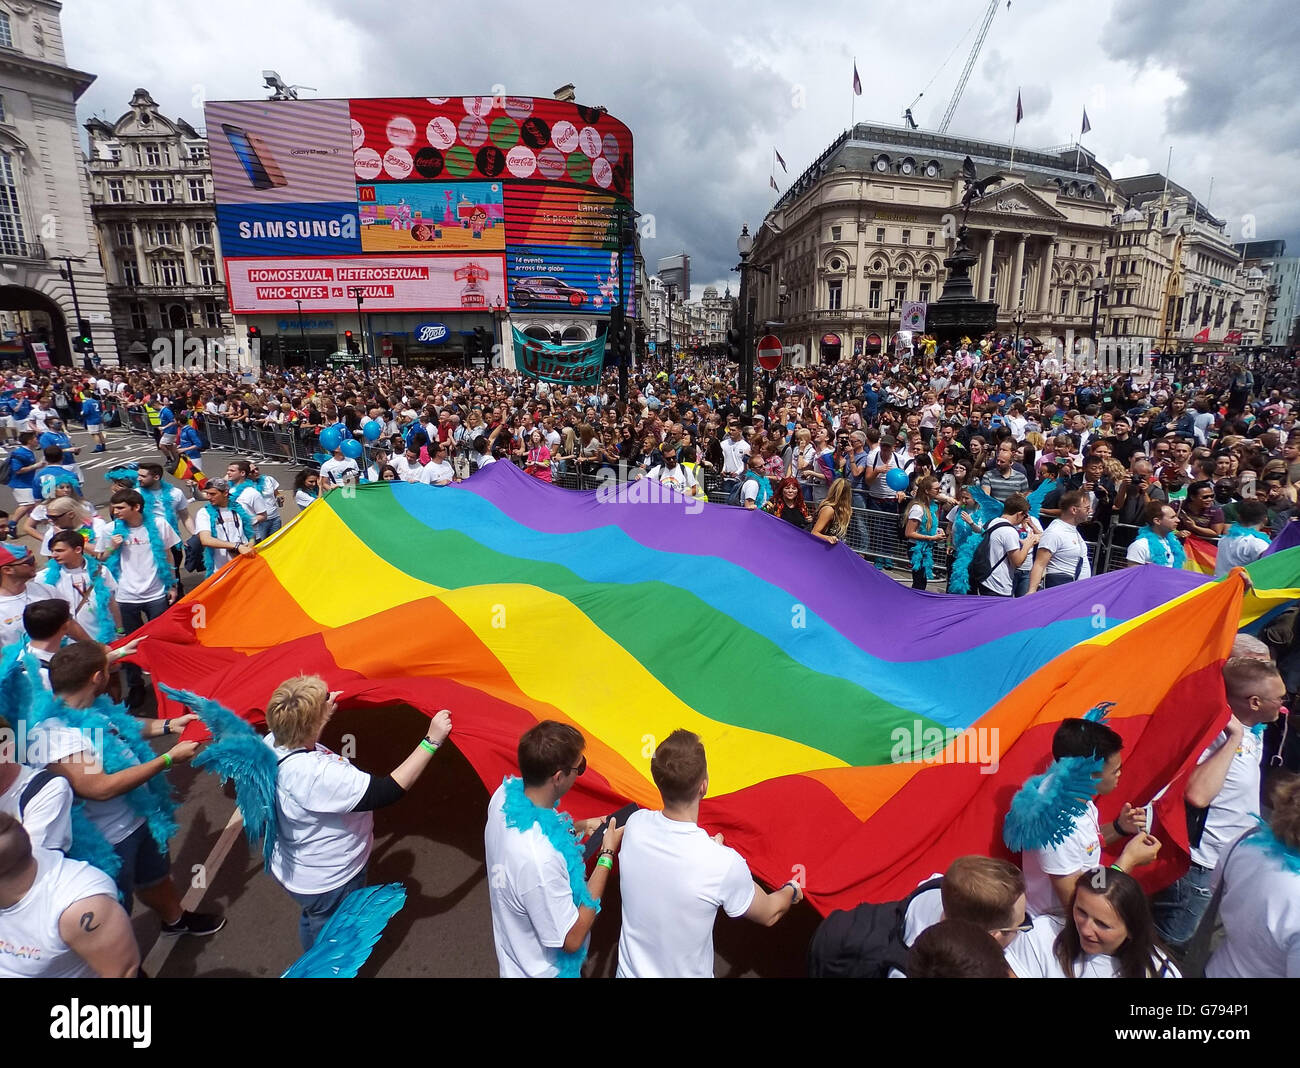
[756,333,783,370]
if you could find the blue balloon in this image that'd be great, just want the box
[362,419,382,442]
[340,438,364,461]
[318,426,342,452]
[886,467,910,492]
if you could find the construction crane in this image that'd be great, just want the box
[938,0,1009,134]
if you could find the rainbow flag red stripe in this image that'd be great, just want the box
[132,465,1299,912]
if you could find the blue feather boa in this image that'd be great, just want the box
[202,501,256,576]
[1243,819,1300,875]
[27,689,178,854]
[158,683,278,869]
[907,501,940,580]
[500,776,598,978]
[1135,525,1186,568]
[104,516,177,592]
[141,484,184,537]
[42,557,117,644]
[1225,524,1270,545]
[1003,754,1103,852]
[281,883,407,978]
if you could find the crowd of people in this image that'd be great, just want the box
[0,333,1297,978]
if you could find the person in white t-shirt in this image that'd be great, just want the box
[1019,716,1160,918]
[319,446,360,491]
[1206,776,1300,978]
[893,856,1029,977]
[977,495,1038,597]
[47,529,121,641]
[617,730,801,978]
[1008,867,1178,978]
[28,641,224,937]
[1027,490,1093,593]
[391,444,424,483]
[644,449,702,499]
[1213,499,1270,579]
[484,721,625,978]
[0,814,139,978]
[194,479,258,576]
[906,919,1014,977]
[419,440,456,486]
[0,544,60,647]
[0,713,73,852]
[1153,656,1286,950]
[264,674,453,951]
[1124,501,1183,567]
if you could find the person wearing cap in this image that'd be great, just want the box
[195,478,257,575]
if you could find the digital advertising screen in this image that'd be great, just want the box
[505,185,625,250]
[507,245,635,316]
[216,202,362,258]
[358,181,505,253]
[224,255,506,314]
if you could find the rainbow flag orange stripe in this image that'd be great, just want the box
[132,465,1300,911]
[1182,535,1218,574]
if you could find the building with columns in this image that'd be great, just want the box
[750,123,1117,364]
[84,88,232,365]
[0,0,115,365]
[1111,175,1245,356]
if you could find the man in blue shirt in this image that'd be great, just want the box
[157,398,178,465]
[38,418,80,476]
[81,391,106,453]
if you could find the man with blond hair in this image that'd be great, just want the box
[264,674,452,950]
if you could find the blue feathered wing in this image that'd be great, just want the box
[281,883,407,978]
[1002,754,1104,852]
[158,684,279,869]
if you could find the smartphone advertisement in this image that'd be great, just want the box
[225,255,506,314]
[207,100,359,205]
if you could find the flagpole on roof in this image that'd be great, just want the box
[1009,87,1021,172]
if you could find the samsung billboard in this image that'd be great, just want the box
[207,95,634,316]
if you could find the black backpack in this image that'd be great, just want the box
[966,519,1018,593]
[807,877,943,978]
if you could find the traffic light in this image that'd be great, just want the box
[247,325,261,340]
[464,330,479,364]
[474,326,492,362]
[725,325,743,363]
[74,318,92,354]
[343,329,358,354]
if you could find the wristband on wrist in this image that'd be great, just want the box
[596,854,614,871]
[162,719,171,736]
[1110,863,1124,872]
[162,752,173,768]
[419,738,439,754]
[1115,815,1132,836]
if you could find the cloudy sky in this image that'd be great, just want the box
[65,0,1299,298]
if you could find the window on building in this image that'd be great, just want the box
[154,259,184,286]
[192,221,212,246]
[188,145,208,163]
[1060,289,1069,314]
[869,280,882,309]
[198,261,218,286]
[202,301,221,329]
[129,301,148,331]
[1018,273,1028,308]
[1077,290,1088,313]
[918,282,931,303]
[0,151,26,256]
[827,280,842,310]
[143,143,164,166]
[0,96,6,123]
[901,229,911,245]
[107,178,126,203]
[114,222,134,246]
[148,179,168,202]
[152,222,178,246]
[987,268,998,303]
[0,13,12,49]
[926,231,935,246]
[894,281,907,306]
[122,262,140,288]
[876,227,885,243]
[830,225,842,242]
[188,178,206,202]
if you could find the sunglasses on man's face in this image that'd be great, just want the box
[563,755,587,778]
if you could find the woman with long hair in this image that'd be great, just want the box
[767,476,811,530]
[939,458,973,501]
[811,478,854,546]
[1008,867,1177,978]
[293,469,320,509]
[523,428,552,483]
[902,475,944,591]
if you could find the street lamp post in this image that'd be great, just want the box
[664,283,677,377]
[58,257,86,368]
[736,224,755,419]
[1090,276,1107,368]
[294,298,309,368]
[1012,301,1025,359]
[349,286,367,373]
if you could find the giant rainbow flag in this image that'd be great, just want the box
[132,463,1300,912]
